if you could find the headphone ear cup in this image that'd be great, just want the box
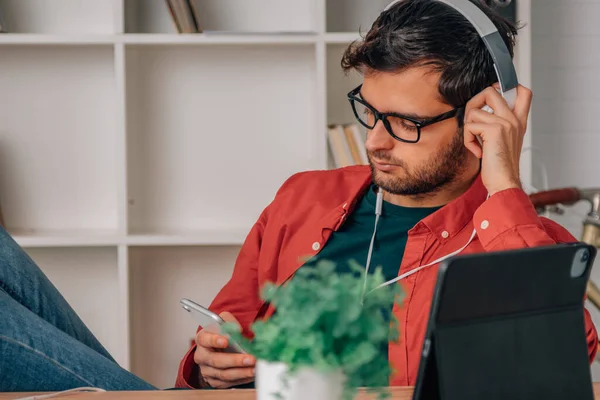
[383,0,519,112]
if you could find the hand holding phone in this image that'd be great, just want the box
[181,299,256,389]
[180,298,246,354]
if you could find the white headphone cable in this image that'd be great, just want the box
[13,387,105,400]
[369,226,478,294]
[361,187,384,301]
[362,188,490,298]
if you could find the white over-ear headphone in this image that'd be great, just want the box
[384,0,519,112]
[361,0,516,299]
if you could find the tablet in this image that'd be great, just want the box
[412,242,597,400]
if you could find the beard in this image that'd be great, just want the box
[368,129,470,198]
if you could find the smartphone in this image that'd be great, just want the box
[180,298,246,354]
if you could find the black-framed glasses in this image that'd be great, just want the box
[347,84,464,143]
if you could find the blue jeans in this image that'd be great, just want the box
[0,227,157,392]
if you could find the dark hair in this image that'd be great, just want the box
[341,0,519,109]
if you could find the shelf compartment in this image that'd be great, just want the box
[326,0,389,33]
[24,247,122,363]
[125,0,318,34]
[0,0,118,34]
[129,245,240,388]
[326,43,363,126]
[0,46,120,233]
[125,44,318,235]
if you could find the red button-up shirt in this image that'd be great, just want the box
[175,166,598,388]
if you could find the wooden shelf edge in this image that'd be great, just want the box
[0,33,319,46]
[126,232,247,246]
[9,231,248,248]
[324,32,363,44]
[12,234,122,248]
[0,34,116,45]
[123,33,318,45]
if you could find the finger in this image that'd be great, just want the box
[464,122,504,139]
[203,375,255,390]
[194,346,254,371]
[203,351,256,370]
[466,86,511,120]
[463,127,483,159]
[466,108,513,129]
[193,343,212,366]
[512,85,533,128]
[463,122,504,159]
[196,330,228,349]
[201,365,256,383]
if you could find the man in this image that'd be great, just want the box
[176,0,598,390]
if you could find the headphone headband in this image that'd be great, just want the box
[383,0,518,108]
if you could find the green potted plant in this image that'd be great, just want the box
[224,259,403,400]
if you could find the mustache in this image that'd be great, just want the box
[368,151,405,167]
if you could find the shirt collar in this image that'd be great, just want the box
[320,168,372,231]
[416,174,488,240]
[327,170,488,240]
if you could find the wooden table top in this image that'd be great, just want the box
[3,384,600,400]
[2,387,411,400]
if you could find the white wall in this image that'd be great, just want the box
[531,0,600,379]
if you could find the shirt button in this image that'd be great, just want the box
[480,220,490,230]
[312,242,321,251]
[441,231,449,239]
[342,203,348,209]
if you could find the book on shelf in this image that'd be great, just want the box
[166,0,203,34]
[0,7,6,33]
[0,201,5,228]
[327,123,369,168]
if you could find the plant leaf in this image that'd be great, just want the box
[239,261,402,397]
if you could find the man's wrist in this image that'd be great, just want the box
[487,180,522,197]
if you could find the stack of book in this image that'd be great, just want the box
[0,7,6,33]
[327,123,369,168]
[166,0,202,33]
[0,201,5,228]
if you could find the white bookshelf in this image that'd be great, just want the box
[0,0,532,389]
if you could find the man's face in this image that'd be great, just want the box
[360,66,471,198]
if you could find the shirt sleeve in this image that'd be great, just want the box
[473,188,557,250]
[473,187,599,362]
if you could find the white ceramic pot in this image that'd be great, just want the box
[256,360,345,400]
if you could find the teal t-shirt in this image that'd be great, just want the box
[304,184,441,281]
[300,184,441,360]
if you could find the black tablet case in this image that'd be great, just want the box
[413,243,597,400]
